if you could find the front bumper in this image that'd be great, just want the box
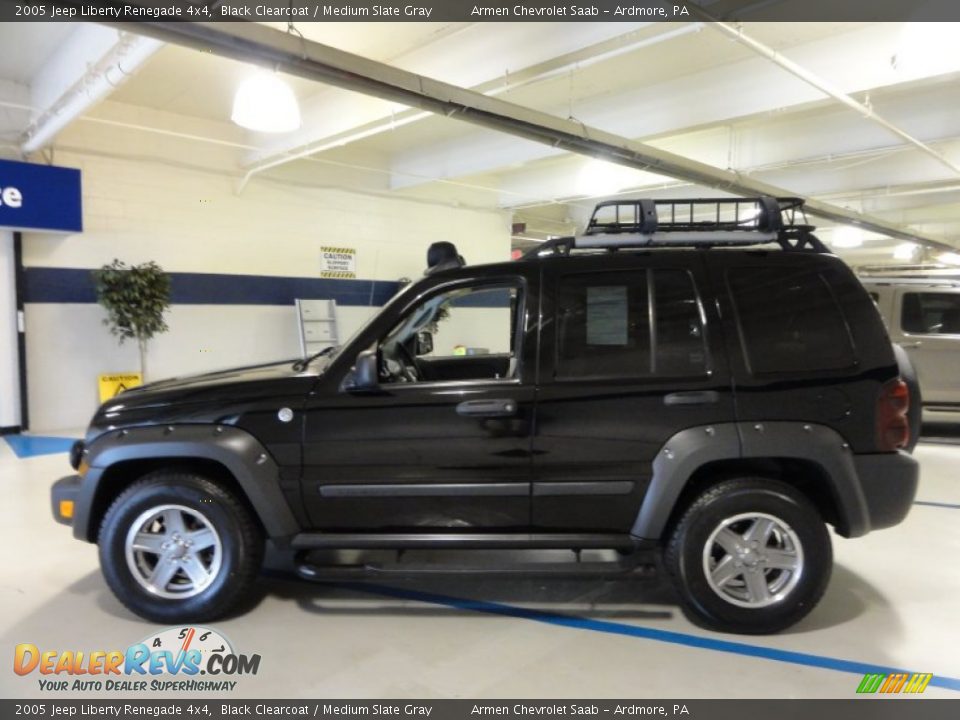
[51,475,82,527]
[854,450,919,532]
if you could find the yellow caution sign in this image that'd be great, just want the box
[320,246,357,279]
[98,373,142,403]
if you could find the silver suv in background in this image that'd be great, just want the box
[860,275,960,423]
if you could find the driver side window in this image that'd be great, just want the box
[380,282,523,384]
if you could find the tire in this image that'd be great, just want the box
[664,477,831,634]
[98,470,264,623]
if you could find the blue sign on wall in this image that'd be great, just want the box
[0,159,82,233]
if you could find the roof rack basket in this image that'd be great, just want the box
[526,196,827,259]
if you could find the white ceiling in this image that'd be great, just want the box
[0,23,76,84]
[1,14,960,267]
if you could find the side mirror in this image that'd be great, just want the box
[415,330,434,356]
[343,349,379,393]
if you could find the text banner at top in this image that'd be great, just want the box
[4,0,960,23]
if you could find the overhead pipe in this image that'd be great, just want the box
[237,23,704,193]
[111,20,956,251]
[692,8,960,179]
[21,33,162,154]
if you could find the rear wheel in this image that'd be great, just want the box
[665,477,831,634]
[98,471,264,623]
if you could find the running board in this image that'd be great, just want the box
[290,532,645,551]
[296,560,656,580]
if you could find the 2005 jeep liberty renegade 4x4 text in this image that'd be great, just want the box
[52,196,920,634]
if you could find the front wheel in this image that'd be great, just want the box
[98,471,264,623]
[664,477,832,634]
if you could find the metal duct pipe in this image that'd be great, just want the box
[112,20,956,251]
[238,23,705,191]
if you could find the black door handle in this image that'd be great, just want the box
[456,399,518,417]
[664,391,720,406]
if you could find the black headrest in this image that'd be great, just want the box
[425,242,465,276]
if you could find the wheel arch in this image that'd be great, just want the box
[631,423,871,542]
[75,425,301,543]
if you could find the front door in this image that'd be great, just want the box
[301,273,537,531]
[532,253,733,532]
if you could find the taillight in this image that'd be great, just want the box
[877,378,910,451]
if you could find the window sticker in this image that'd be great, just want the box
[586,286,628,346]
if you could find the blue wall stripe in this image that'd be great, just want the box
[914,500,960,510]
[23,267,399,306]
[341,582,960,693]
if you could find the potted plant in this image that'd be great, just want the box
[92,259,171,381]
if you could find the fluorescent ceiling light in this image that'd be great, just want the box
[893,242,919,260]
[831,226,864,249]
[577,159,645,196]
[938,252,960,266]
[232,73,301,133]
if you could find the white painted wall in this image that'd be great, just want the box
[23,146,510,432]
[0,231,20,428]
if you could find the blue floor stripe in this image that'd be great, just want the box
[3,435,77,458]
[914,500,960,510]
[342,582,960,693]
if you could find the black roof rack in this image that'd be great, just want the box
[524,196,828,259]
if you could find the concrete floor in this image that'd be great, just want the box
[2,434,958,699]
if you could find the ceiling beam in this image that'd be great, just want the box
[695,8,960,178]
[387,23,960,192]
[115,20,954,251]
[239,22,700,187]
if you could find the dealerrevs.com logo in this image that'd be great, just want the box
[13,626,260,692]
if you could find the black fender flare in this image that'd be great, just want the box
[73,424,300,542]
[630,422,871,540]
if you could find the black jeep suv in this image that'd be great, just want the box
[52,197,919,634]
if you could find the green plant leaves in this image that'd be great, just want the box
[91,259,171,345]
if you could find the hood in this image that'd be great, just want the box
[124,358,316,400]
[88,359,321,440]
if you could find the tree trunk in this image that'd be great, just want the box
[138,337,148,382]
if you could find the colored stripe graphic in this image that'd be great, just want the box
[339,582,960,693]
[858,672,932,694]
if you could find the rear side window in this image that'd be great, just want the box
[728,267,856,374]
[555,269,707,379]
[902,292,960,335]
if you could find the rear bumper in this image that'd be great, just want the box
[853,451,919,532]
[51,475,82,527]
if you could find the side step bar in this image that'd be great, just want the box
[296,560,657,580]
[290,532,647,551]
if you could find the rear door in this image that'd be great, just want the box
[531,252,734,532]
[894,287,960,410]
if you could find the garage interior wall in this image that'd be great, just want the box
[0,230,20,430]
[21,119,511,432]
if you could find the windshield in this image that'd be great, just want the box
[328,280,421,361]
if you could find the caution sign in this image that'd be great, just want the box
[320,246,356,279]
[98,373,142,403]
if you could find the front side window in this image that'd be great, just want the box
[379,282,522,384]
[901,292,960,335]
[555,269,707,379]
